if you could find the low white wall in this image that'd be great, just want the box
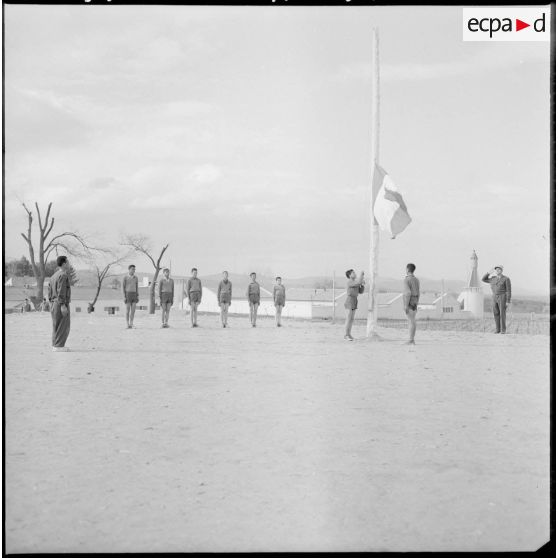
[192,287,313,318]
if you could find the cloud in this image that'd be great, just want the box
[89,177,117,190]
[5,87,92,151]
[189,164,223,183]
[333,43,549,83]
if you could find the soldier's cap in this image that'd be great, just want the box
[495,265,503,271]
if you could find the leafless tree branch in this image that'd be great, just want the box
[120,235,170,313]
[20,201,108,303]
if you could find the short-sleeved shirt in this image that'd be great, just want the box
[123,275,139,293]
[48,269,71,304]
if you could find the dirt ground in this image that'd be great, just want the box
[4,311,550,552]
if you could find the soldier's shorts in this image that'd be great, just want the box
[161,292,173,305]
[125,292,139,304]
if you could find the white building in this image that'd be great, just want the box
[458,250,484,318]
[185,287,314,319]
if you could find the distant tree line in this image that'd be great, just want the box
[5,255,78,285]
[4,255,34,278]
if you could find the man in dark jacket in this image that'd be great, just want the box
[482,265,512,334]
[48,255,72,351]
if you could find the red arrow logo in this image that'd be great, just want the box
[516,19,530,31]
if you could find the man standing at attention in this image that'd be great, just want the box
[48,255,72,352]
[482,265,512,334]
[123,264,139,329]
[246,272,260,327]
[187,267,202,327]
[273,276,286,327]
[158,267,174,328]
[217,271,232,328]
[403,263,420,345]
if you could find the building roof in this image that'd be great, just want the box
[284,288,344,301]
[467,269,480,288]
[419,292,459,305]
[377,292,403,305]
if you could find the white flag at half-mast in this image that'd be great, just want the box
[372,164,411,239]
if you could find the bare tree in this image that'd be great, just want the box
[20,202,97,306]
[121,235,169,314]
[87,251,130,312]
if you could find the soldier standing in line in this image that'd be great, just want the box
[187,268,202,328]
[217,271,232,328]
[122,264,139,329]
[246,272,261,327]
[158,268,174,328]
[402,263,420,345]
[273,276,286,327]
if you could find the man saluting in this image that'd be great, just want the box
[482,265,512,334]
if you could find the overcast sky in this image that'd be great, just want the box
[4,5,551,294]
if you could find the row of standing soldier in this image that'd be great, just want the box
[121,266,286,330]
[46,257,511,352]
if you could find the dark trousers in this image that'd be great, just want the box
[51,302,71,347]
[492,294,507,333]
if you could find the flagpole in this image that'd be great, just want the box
[332,270,336,323]
[366,27,381,340]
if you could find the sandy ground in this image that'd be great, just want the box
[4,311,550,552]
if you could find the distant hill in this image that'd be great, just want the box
[5,270,550,314]
[253,274,467,294]
[69,269,547,299]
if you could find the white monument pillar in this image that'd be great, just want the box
[462,250,484,318]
